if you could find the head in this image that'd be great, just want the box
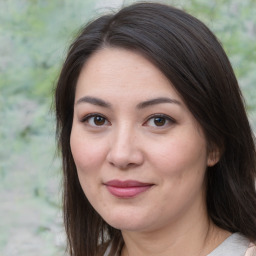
[55,2,256,256]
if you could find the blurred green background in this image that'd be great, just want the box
[0,0,255,255]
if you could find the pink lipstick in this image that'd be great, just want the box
[104,180,153,198]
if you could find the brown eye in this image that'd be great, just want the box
[144,114,175,128]
[82,114,109,127]
[93,116,106,126]
[153,117,166,126]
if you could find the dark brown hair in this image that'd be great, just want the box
[55,2,256,256]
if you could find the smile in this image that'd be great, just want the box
[104,180,154,198]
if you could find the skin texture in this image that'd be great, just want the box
[70,47,229,255]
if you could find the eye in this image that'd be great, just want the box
[82,114,110,127]
[144,114,175,128]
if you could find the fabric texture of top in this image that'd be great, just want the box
[207,233,252,256]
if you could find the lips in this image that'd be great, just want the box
[104,180,153,198]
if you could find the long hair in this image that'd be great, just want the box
[55,2,256,255]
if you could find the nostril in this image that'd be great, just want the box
[108,160,137,170]
[106,149,144,170]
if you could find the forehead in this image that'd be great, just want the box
[75,47,182,101]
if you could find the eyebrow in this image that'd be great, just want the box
[76,96,112,108]
[76,96,181,109]
[136,97,181,109]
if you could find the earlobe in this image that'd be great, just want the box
[207,149,220,167]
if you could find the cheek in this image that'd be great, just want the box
[147,132,208,177]
[70,128,107,171]
[70,129,107,202]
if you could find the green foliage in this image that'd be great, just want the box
[0,0,95,255]
[0,0,255,255]
[185,0,256,117]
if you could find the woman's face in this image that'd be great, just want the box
[70,47,216,232]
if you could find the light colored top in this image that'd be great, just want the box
[104,233,255,256]
[207,233,251,256]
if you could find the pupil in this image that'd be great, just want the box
[154,117,165,126]
[94,116,105,125]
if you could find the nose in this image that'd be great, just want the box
[106,126,144,170]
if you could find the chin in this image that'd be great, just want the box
[102,211,153,232]
[100,210,140,229]
[108,221,146,232]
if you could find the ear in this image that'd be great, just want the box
[207,147,221,167]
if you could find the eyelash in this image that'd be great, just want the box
[81,113,110,127]
[81,113,175,128]
[143,114,176,128]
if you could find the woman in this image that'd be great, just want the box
[55,2,256,256]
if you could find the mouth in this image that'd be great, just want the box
[104,180,154,198]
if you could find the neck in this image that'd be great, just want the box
[121,205,230,256]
